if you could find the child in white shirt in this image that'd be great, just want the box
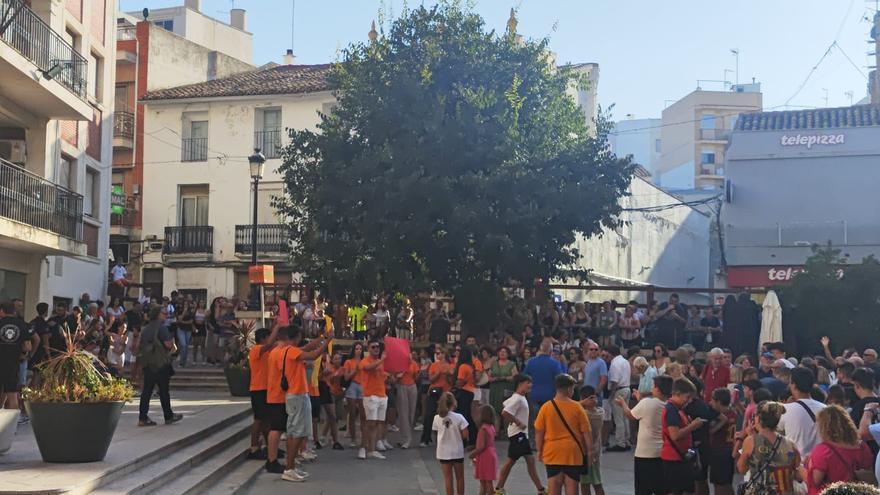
[433,392,469,495]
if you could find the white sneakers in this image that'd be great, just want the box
[357,448,366,460]
[281,468,308,482]
[367,451,387,460]
[413,424,424,431]
[387,424,400,432]
[378,439,394,451]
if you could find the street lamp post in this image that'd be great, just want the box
[248,149,266,309]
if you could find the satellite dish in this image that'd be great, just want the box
[142,8,149,20]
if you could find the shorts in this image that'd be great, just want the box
[580,456,602,485]
[476,388,489,404]
[250,390,268,420]
[439,458,464,465]
[694,444,709,482]
[634,457,665,495]
[310,395,322,420]
[0,366,19,394]
[603,403,613,421]
[546,464,583,482]
[662,460,695,493]
[266,403,288,432]
[318,381,333,405]
[507,432,533,460]
[285,393,313,438]
[363,395,389,421]
[344,381,363,400]
[707,447,734,485]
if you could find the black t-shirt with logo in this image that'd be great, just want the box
[1,316,31,382]
[28,316,50,365]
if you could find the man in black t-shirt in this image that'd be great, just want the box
[656,293,687,348]
[28,303,51,370]
[851,367,880,454]
[0,301,33,410]
[428,305,450,344]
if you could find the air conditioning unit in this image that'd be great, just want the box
[149,242,164,251]
[0,139,26,165]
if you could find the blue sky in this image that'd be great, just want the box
[120,0,876,119]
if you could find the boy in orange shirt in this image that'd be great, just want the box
[247,326,276,460]
[358,339,388,460]
[264,330,291,474]
[279,325,331,482]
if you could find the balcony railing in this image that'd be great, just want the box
[0,0,88,99]
[117,27,137,41]
[699,128,730,141]
[110,193,136,227]
[164,226,213,254]
[181,137,208,162]
[235,224,290,254]
[113,111,134,140]
[254,129,282,159]
[0,157,82,239]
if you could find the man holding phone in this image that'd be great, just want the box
[661,378,706,495]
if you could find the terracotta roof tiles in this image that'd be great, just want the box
[141,63,334,101]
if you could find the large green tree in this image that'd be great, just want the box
[779,245,880,354]
[276,4,634,331]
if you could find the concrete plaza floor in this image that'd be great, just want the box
[250,436,638,494]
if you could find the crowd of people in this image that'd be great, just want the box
[4,288,880,495]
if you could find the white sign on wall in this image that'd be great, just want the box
[779,133,845,149]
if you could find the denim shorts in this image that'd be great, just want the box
[285,393,312,438]
[344,381,363,400]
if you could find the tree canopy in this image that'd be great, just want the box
[276,4,634,329]
[779,245,880,354]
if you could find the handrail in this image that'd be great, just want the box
[0,0,88,99]
[0,156,83,239]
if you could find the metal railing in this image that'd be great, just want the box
[0,157,83,239]
[234,224,290,254]
[254,129,282,159]
[164,226,213,254]
[0,0,88,99]
[117,26,136,41]
[699,128,730,141]
[181,137,208,162]
[110,193,136,227]
[113,111,134,140]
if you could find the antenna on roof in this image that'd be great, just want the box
[290,0,296,55]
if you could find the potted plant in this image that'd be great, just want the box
[22,326,134,463]
[223,319,255,397]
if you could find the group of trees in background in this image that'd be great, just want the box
[276,4,633,331]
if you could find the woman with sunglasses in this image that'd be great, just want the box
[421,347,454,447]
[652,343,670,375]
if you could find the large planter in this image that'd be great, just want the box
[25,401,125,463]
[0,409,19,454]
[224,366,251,397]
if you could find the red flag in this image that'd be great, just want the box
[383,337,411,373]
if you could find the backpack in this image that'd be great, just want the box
[137,323,172,372]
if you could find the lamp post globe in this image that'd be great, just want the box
[248,149,266,180]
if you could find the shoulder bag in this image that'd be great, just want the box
[280,348,290,391]
[663,429,702,477]
[736,435,783,495]
[549,399,590,475]
[828,443,878,485]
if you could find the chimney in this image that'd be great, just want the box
[283,49,295,65]
[184,0,201,12]
[230,8,246,31]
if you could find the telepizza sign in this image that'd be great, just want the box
[727,265,844,287]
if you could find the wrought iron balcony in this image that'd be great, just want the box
[0,0,88,99]
[110,193,136,227]
[254,129,282,159]
[0,157,83,239]
[235,224,290,254]
[113,111,134,140]
[181,137,208,162]
[699,128,730,141]
[164,226,213,254]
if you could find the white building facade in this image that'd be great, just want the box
[0,0,115,310]
[138,64,334,301]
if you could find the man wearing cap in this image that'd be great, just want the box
[766,343,795,369]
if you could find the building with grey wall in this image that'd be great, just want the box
[723,104,880,288]
[609,118,662,178]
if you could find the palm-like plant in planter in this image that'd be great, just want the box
[223,319,256,397]
[22,325,134,463]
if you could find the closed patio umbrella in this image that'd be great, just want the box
[759,290,783,352]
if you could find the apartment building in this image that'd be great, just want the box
[137,62,334,302]
[658,85,762,191]
[111,0,253,290]
[0,0,115,310]
[609,117,662,177]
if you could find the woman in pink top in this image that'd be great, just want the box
[470,405,498,495]
[806,405,874,495]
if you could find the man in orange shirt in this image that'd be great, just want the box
[420,346,454,447]
[358,339,388,460]
[247,326,278,460]
[264,329,291,474]
[280,325,331,482]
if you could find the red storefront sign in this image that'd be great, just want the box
[727,266,805,287]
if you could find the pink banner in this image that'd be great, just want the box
[383,337,411,373]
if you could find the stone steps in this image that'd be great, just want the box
[91,414,257,495]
